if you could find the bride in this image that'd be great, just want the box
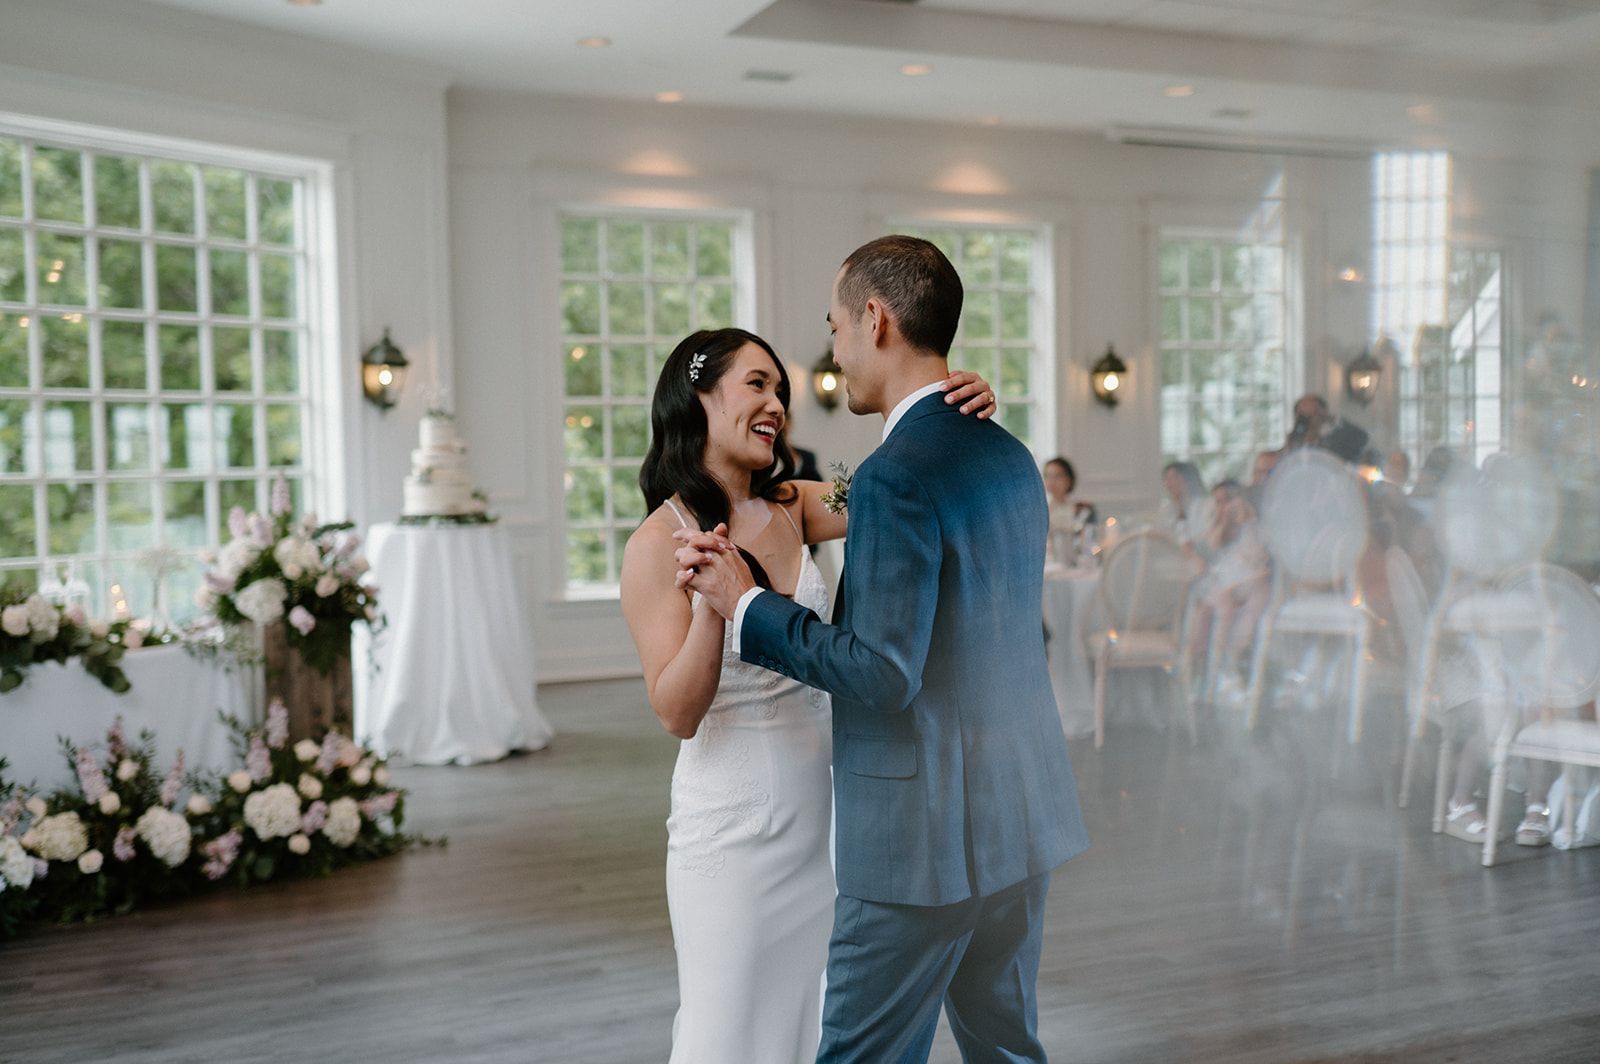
[620,327,994,1063]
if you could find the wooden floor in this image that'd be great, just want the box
[4,677,1600,1063]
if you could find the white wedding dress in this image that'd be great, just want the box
[663,500,834,1064]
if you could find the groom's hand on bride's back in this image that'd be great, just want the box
[672,526,754,619]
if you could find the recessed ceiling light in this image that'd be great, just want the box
[577,36,611,48]
[1164,85,1195,98]
[900,63,933,77]
[655,91,684,104]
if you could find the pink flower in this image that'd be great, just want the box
[159,750,185,808]
[0,797,22,835]
[113,826,137,862]
[335,533,362,559]
[300,800,328,834]
[359,792,399,820]
[227,506,251,540]
[63,603,87,627]
[204,571,237,594]
[248,513,274,548]
[265,699,289,750]
[270,476,292,517]
[106,717,127,759]
[247,735,272,782]
[288,606,316,636]
[202,828,242,880]
[316,734,341,776]
[123,627,145,650]
[74,749,108,803]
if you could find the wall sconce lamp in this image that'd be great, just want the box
[1346,346,1382,407]
[1090,344,1126,408]
[361,328,408,411]
[813,348,843,411]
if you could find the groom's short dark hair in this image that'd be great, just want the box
[838,236,963,357]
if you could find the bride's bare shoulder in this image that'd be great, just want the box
[623,504,685,571]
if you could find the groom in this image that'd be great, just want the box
[677,235,1087,1062]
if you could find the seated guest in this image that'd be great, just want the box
[1383,448,1412,492]
[1162,460,1214,559]
[1188,480,1271,692]
[1043,457,1095,567]
[1287,393,1369,463]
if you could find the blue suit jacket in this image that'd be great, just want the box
[742,392,1088,906]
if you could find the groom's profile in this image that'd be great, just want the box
[678,234,1087,1063]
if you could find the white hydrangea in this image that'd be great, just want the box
[135,807,192,868]
[0,835,34,891]
[217,538,260,582]
[322,797,361,848]
[1,605,29,638]
[23,594,59,640]
[21,811,88,862]
[243,783,302,840]
[273,537,322,579]
[234,578,288,625]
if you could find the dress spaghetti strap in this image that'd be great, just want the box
[664,498,691,530]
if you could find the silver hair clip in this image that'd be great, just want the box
[688,351,707,382]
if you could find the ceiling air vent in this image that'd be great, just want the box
[1105,125,1380,160]
[744,69,796,83]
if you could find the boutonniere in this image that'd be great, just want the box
[821,462,853,515]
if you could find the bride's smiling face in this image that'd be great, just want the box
[700,342,787,472]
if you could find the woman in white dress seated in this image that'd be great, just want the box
[1162,460,1215,563]
[618,328,995,1063]
[1186,480,1271,697]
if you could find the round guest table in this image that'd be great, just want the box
[2,642,257,791]
[354,522,553,765]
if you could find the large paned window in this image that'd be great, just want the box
[0,129,313,618]
[1158,189,1292,485]
[1373,151,1504,468]
[894,225,1048,453]
[558,210,747,594]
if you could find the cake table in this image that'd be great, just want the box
[353,522,553,764]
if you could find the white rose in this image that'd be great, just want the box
[135,807,192,867]
[1,605,29,638]
[349,765,372,787]
[322,797,361,848]
[234,578,288,625]
[242,783,302,841]
[282,562,303,581]
[273,537,322,578]
[116,759,139,782]
[297,774,323,800]
[89,619,110,640]
[24,796,47,819]
[0,836,35,890]
[227,770,254,794]
[98,791,122,815]
[186,794,213,816]
[315,574,341,597]
[217,538,260,581]
[124,627,145,650]
[64,603,87,627]
[373,766,390,787]
[294,739,320,763]
[77,849,103,875]
[287,833,311,856]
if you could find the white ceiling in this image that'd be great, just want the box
[132,0,1600,147]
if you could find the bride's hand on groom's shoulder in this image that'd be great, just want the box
[942,370,997,419]
[672,525,754,619]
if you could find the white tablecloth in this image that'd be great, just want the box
[1,643,257,791]
[1043,567,1176,739]
[354,523,553,765]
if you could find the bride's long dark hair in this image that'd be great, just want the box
[640,328,798,592]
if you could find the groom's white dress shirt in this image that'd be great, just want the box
[729,381,947,653]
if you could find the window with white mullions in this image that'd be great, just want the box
[558,209,749,595]
[893,224,1048,454]
[0,129,314,620]
[1158,191,1292,486]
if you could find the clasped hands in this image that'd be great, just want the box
[673,524,756,620]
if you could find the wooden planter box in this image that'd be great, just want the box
[261,623,353,742]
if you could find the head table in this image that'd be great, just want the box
[1,642,259,792]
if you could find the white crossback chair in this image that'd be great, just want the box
[1084,529,1196,750]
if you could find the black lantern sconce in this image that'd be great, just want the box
[1090,344,1127,408]
[361,328,408,411]
[1346,346,1382,407]
[812,348,843,411]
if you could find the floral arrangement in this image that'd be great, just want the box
[198,476,382,675]
[0,703,423,938]
[0,587,174,695]
[820,462,853,516]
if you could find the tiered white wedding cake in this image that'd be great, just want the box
[402,410,486,517]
